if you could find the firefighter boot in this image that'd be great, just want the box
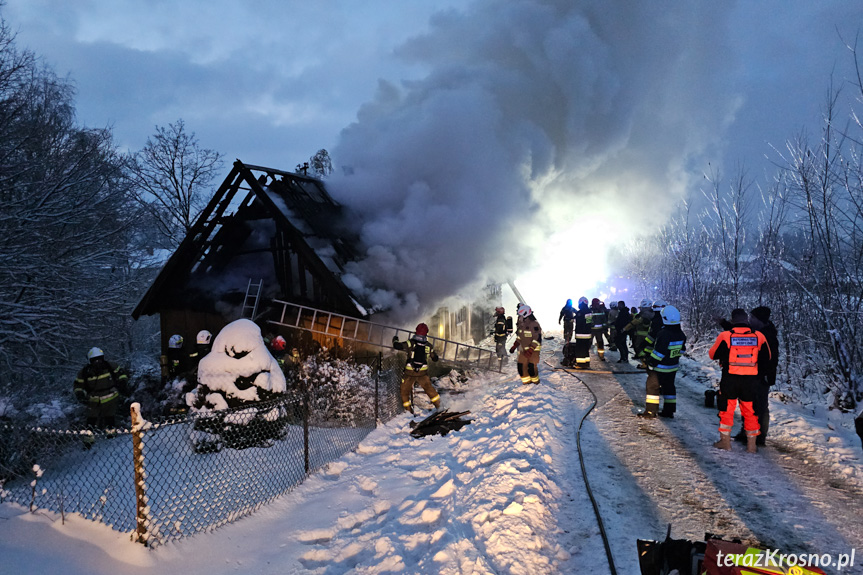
[713,433,732,451]
[598,349,605,361]
[747,435,758,454]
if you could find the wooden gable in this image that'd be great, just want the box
[132,161,366,339]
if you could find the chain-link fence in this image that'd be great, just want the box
[0,351,405,547]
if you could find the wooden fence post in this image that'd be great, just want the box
[130,403,149,546]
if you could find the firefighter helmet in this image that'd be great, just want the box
[415,323,429,336]
[272,335,286,351]
[661,305,681,325]
[168,334,184,349]
[609,301,617,309]
[639,298,651,308]
[652,299,668,311]
[591,297,601,307]
[517,305,532,318]
[87,347,104,360]
[578,296,588,307]
[196,330,212,345]
[495,306,505,314]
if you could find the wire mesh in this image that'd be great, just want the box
[0,351,405,547]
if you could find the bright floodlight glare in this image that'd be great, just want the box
[514,222,612,330]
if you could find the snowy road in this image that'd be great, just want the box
[556,342,863,574]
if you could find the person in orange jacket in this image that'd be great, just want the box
[708,308,771,453]
[510,304,542,384]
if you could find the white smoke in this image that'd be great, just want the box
[328,0,740,323]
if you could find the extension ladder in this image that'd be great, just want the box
[268,299,502,372]
[242,279,263,319]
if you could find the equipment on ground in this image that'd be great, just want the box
[638,525,828,574]
[409,409,472,438]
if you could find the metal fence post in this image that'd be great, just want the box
[375,352,381,426]
[302,382,310,474]
[130,403,149,546]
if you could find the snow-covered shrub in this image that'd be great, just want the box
[300,353,376,427]
[187,319,289,451]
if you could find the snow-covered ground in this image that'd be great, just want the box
[1,334,862,574]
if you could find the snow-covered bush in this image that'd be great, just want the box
[187,319,289,451]
[300,354,376,427]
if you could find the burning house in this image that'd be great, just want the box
[132,160,497,354]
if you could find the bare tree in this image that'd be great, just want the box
[125,119,223,249]
[703,164,754,309]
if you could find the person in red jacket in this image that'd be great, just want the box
[708,308,771,453]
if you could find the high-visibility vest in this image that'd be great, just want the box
[710,327,768,376]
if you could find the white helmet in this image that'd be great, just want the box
[517,305,532,318]
[661,305,681,325]
[168,334,184,349]
[639,298,652,308]
[196,330,212,345]
[652,299,668,311]
[578,296,589,306]
[87,347,104,360]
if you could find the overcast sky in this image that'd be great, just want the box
[5,0,863,323]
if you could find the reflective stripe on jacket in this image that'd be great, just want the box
[709,327,770,376]
[647,325,687,373]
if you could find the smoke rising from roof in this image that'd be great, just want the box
[328,1,739,323]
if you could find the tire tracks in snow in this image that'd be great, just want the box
[555,347,863,570]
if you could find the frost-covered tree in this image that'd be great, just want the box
[125,119,223,249]
[0,15,137,403]
[308,149,333,178]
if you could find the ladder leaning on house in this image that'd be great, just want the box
[241,279,263,320]
[268,299,503,373]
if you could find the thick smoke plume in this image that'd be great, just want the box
[328,0,738,323]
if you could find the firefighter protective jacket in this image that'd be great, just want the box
[646,325,687,373]
[559,304,575,324]
[708,325,771,376]
[513,316,542,353]
[574,306,592,336]
[493,313,512,343]
[393,336,439,372]
[73,360,128,405]
[589,305,607,331]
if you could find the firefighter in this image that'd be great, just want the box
[639,305,686,418]
[189,330,212,379]
[709,308,771,453]
[572,297,593,369]
[510,304,542,383]
[589,298,608,361]
[269,335,288,366]
[625,299,654,368]
[492,306,513,360]
[393,323,441,413]
[73,347,129,432]
[607,301,619,352]
[559,299,575,343]
[643,299,667,360]
[165,334,188,381]
[856,410,863,450]
[613,300,631,363]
